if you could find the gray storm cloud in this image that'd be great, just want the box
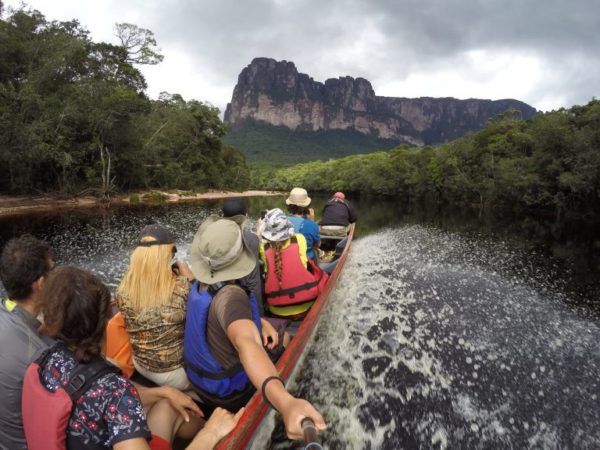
[138,0,599,110]
[7,0,600,110]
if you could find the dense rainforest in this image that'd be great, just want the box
[252,102,600,217]
[0,6,250,197]
[223,120,400,165]
[2,5,599,219]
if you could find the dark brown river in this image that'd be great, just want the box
[1,196,599,449]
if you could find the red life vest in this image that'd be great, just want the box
[263,236,328,307]
[21,344,119,450]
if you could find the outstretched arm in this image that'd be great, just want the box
[226,319,326,439]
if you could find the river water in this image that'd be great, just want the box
[1,196,599,449]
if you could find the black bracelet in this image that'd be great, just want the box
[261,375,284,411]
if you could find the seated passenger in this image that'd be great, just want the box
[285,187,321,261]
[0,235,54,449]
[184,217,326,439]
[222,198,263,308]
[259,209,328,320]
[320,191,357,236]
[190,214,286,348]
[115,224,195,391]
[26,266,242,450]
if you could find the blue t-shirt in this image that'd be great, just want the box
[287,215,320,259]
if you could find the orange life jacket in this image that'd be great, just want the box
[263,236,327,308]
[105,312,135,378]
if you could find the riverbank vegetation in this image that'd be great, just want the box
[2,6,598,219]
[0,6,250,198]
[252,101,600,217]
[224,120,399,164]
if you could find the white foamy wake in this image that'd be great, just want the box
[257,225,600,449]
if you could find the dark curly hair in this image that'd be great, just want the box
[39,266,111,363]
[0,235,53,300]
[286,204,309,216]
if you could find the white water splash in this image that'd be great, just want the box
[260,225,600,449]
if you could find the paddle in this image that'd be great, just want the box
[301,417,323,450]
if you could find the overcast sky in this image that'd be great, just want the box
[5,0,600,114]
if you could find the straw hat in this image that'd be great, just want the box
[261,208,295,242]
[190,216,256,284]
[285,187,311,208]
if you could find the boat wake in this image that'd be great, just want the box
[261,225,600,449]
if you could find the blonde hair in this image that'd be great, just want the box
[117,237,176,310]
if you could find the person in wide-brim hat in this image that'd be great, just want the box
[285,187,311,208]
[190,216,256,284]
[284,188,320,261]
[184,215,328,437]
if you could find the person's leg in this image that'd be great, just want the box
[133,359,193,392]
[263,317,291,357]
[282,331,291,348]
[285,320,302,338]
[176,417,206,440]
[319,225,347,237]
[146,398,204,443]
[160,367,192,391]
[153,368,201,402]
[146,398,182,443]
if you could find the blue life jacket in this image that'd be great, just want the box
[183,282,262,398]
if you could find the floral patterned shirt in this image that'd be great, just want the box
[41,347,151,449]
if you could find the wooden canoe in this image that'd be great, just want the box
[216,223,355,449]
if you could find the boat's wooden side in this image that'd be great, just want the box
[216,224,355,450]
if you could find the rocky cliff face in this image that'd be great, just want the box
[224,58,538,146]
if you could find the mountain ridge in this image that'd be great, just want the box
[224,57,538,160]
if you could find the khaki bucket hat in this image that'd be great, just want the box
[190,215,256,284]
[285,187,311,208]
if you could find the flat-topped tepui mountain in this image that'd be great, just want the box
[224,58,538,163]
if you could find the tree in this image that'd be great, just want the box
[254,99,600,217]
[0,8,248,195]
[114,23,163,65]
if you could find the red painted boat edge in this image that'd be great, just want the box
[216,224,355,450]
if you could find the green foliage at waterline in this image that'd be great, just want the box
[223,120,400,165]
[0,7,250,195]
[253,101,600,215]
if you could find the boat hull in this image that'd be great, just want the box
[216,224,355,449]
